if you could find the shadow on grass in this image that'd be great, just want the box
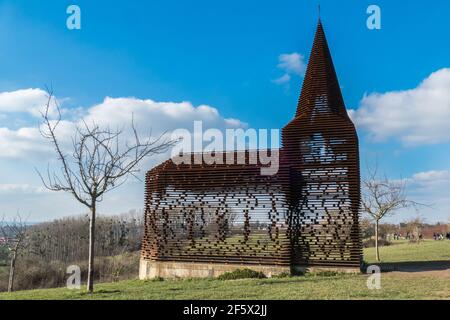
[259,274,357,286]
[80,289,122,296]
[375,260,450,273]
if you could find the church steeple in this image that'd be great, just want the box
[295,20,347,118]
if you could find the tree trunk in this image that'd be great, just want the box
[8,249,17,293]
[87,204,96,293]
[375,220,380,262]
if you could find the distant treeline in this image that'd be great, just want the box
[25,211,144,263]
[0,210,144,292]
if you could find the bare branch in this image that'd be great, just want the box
[361,162,428,222]
[37,90,180,209]
[36,88,180,292]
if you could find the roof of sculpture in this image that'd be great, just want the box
[295,21,347,118]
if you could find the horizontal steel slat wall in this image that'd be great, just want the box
[284,21,362,268]
[141,153,292,266]
[141,21,362,269]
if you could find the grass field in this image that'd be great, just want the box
[365,240,450,264]
[0,240,449,300]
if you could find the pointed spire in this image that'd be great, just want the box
[295,20,347,118]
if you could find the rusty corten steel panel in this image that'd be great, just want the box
[141,21,362,268]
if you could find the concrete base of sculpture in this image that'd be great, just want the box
[293,265,362,274]
[139,260,291,279]
[139,259,360,279]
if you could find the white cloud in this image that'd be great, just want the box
[278,53,306,76]
[83,97,245,134]
[0,88,56,118]
[0,184,48,195]
[272,74,291,85]
[377,170,450,223]
[273,52,306,86]
[0,93,247,161]
[403,170,450,223]
[0,91,248,220]
[350,68,450,145]
[412,170,450,182]
[0,127,50,158]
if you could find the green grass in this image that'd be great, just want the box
[217,268,266,280]
[365,240,450,264]
[0,240,448,300]
[0,273,448,300]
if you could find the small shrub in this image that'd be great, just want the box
[291,268,305,276]
[218,269,266,280]
[305,270,344,277]
[151,277,164,282]
[272,272,292,279]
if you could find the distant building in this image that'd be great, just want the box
[0,237,15,245]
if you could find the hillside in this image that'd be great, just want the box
[1,240,449,300]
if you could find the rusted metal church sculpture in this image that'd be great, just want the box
[140,20,362,278]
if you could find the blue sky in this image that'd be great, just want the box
[0,0,449,223]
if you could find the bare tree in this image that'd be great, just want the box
[405,217,425,243]
[361,164,421,262]
[37,89,178,292]
[0,215,29,293]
